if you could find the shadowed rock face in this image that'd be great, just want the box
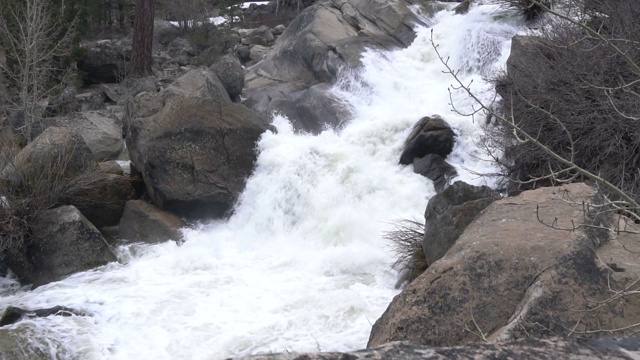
[399,116,455,165]
[232,337,640,360]
[369,183,640,348]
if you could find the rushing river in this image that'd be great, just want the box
[0,3,522,359]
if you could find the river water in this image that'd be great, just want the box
[0,3,522,359]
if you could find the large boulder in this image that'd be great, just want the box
[369,183,640,347]
[236,337,640,360]
[210,54,245,101]
[422,181,499,266]
[127,96,270,218]
[399,116,455,165]
[44,111,124,161]
[5,205,117,288]
[119,200,186,244]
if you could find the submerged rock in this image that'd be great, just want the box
[0,306,84,327]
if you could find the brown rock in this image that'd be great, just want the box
[369,183,640,347]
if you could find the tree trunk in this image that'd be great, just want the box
[130,0,155,77]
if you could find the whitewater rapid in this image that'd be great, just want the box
[0,3,522,359]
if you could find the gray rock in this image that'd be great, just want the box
[99,160,124,175]
[45,111,124,161]
[252,0,424,84]
[421,181,498,266]
[0,306,84,327]
[211,54,245,101]
[119,200,186,244]
[245,25,275,46]
[413,154,458,193]
[236,45,251,62]
[399,115,455,165]
[237,337,640,360]
[154,19,182,47]
[126,96,270,219]
[158,67,231,103]
[5,205,117,288]
[74,90,107,112]
[167,37,195,58]
[272,24,287,36]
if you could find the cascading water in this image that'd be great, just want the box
[0,3,523,359]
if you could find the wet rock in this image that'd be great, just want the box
[413,154,458,193]
[119,200,186,244]
[399,116,455,165]
[0,306,84,327]
[245,25,275,46]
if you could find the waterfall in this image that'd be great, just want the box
[0,4,522,359]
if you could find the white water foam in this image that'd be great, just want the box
[0,4,522,359]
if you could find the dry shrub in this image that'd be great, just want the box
[493,0,640,205]
[385,219,428,289]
